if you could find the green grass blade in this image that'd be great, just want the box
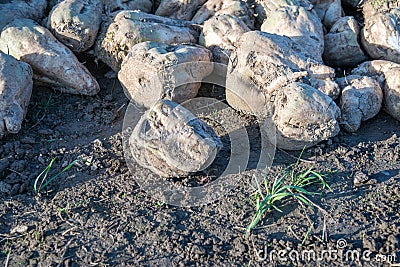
[39,159,80,191]
[310,171,332,191]
[294,194,311,206]
[34,158,56,193]
[272,176,286,193]
[247,203,272,232]
[284,185,316,195]
[272,204,284,213]
[302,223,314,245]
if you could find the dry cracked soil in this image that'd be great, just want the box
[0,60,399,266]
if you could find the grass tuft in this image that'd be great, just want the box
[34,158,80,194]
[247,153,332,233]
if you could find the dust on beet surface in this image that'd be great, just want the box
[0,61,399,266]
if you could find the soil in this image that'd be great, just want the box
[0,58,399,267]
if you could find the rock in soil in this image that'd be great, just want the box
[102,0,153,14]
[199,14,250,64]
[0,19,100,96]
[129,100,222,178]
[336,75,383,133]
[155,0,208,21]
[352,60,400,121]
[353,170,370,186]
[272,82,341,150]
[118,42,213,108]
[191,0,255,29]
[323,16,368,67]
[361,9,400,64]
[260,3,324,62]
[226,30,338,117]
[95,10,198,72]
[47,0,103,53]
[0,0,47,30]
[10,225,28,234]
[0,51,33,137]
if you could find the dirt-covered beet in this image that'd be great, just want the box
[95,10,199,72]
[199,14,250,64]
[102,0,153,14]
[362,0,400,17]
[272,82,341,150]
[361,9,400,64]
[0,0,47,30]
[260,3,324,62]
[0,51,33,137]
[336,75,383,132]
[225,31,341,149]
[323,16,368,67]
[0,19,100,96]
[254,0,314,27]
[226,31,337,117]
[352,60,400,121]
[309,0,343,28]
[155,0,208,21]
[129,100,222,178]
[48,0,103,53]
[118,41,213,107]
[191,0,255,29]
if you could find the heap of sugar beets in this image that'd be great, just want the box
[0,0,399,177]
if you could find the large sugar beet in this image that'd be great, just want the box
[0,0,47,30]
[309,0,343,28]
[226,31,338,117]
[336,75,382,132]
[323,16,368,67]
[272,82,340,150]
[352,60,400,121]
[0,51,33,137]
[129,100,222,178]
[226,31,340,149]
[192,0,255,29]
[260,4,324,62]
[155,0,208,21]
[118,42,213,108]
[199,14,250,64]
[254,0,313,27]
[102,0,152,14]
[95,11,198,72]
[309,77,340,100]
[0,19,100,95]
[47,0,103,53]
[361,9,400,64]
[362,0,400,17]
